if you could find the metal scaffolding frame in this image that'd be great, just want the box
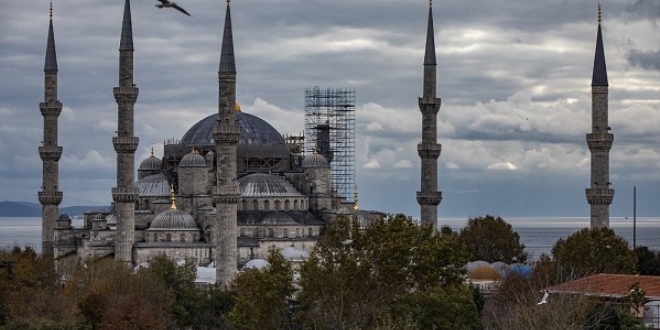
[304,87,356,202]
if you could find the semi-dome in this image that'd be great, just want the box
[135,173,171,197]
[302,153,329,168]
[180,112,285,146]
[139,149,162,171]
[180,149,207,167]
[149,209,199,231]
[238,173,304,198]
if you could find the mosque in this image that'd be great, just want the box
[38,0,384,286]
[38,0,613,286]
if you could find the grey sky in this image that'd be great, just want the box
[1,0,659,219]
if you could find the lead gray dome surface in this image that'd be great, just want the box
[149,209,200,231]
[180,112,285,146]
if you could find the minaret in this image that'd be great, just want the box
[416,0,442,230]
[214,0,241,286]
[585,3,614,228]
[39,2,64,255]
[112,0,140,263]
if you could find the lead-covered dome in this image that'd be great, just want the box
[238,173,304,197]
[149,209,199,231]
[139,149,162,171]
[180,149,207,167]
[181,112,285,146]
[135,173,171,197]
[302,153,329,168]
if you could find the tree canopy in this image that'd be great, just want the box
[551,227,636,281]
[295,214,479,329]
[458,215,527,263]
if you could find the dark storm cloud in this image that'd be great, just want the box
[627,49,660,71]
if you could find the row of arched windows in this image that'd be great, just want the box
[240,198,306,211]
[146,232,199,243]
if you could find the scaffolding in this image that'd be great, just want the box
[304,87,356,202]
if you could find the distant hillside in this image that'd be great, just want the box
[0,201,109,217]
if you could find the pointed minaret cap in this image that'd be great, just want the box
[592,3,608,87]
[424,0,437,66]
[219,0,236,73]
[120,0,134,51]
[45,1,58,74]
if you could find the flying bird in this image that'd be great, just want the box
[537,290,549,305]
[155,0,191,16]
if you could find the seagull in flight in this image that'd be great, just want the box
[537,290,549,305]
[155,0,191,16]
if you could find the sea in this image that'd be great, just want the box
[2,216,659,260]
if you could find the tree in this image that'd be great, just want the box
[551,227,636,281]
[294,214,477,329]
[228,246,295,330]
[458,215,527,263]
[635,246,660,276]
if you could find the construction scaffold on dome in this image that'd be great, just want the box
[304,87,356,202]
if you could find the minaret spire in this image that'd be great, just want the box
[39,0,64,255]
[214,0,241,286]
[112,0,140,264]
[417,1,442,230]
[586,3,614,228]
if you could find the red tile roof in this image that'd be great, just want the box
[548,273,660,300]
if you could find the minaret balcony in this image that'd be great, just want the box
[418,97,441,114]
[113,87,139,104]
[213,125,241,144]
[417,142,442,159]
[112,136,139,153]
[416,191,442,206]
[585,188,615,205]
[586,133,613,152]
[39,101,62,116]
[38,191,63,205]
[213,185,241,204]
[39,145,63,161]
[112,186,139,203]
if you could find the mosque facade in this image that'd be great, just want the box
[42,0,380,285]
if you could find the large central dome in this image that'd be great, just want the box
[181,112,285,146]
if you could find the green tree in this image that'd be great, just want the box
[228,246,295,330]
[295,214,476,329]
[635,246,660,276]
[552,227,636,281]
[458,215,527,263]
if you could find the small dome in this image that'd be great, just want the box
[149,209,199,231]
[302,153,329,168]
[244,259,270,270]
[139,149,162,171]
[281,247,309,261]
[238,173,304,198]
[135,173,171,197]
[180,149,207,167]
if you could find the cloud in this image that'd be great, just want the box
[363,159,381,169]
[393,160,413,169]
[626,49,660,71]
[487,162,518,171]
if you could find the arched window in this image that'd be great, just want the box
[193,233,198,241]
[293,200,298,210]
[253,228,259,238]
[308,228,313,237]
[252,200,258,210]
[301,200,305,209]
[166,233,172,242]
[283,228,289,238]
[180,233,185,242]
[264,200,270,211]
[268,228,274,238]
[296,228,300,237]
[241,199,248,210]
[274,200,281,211]
[144,199,150,210]
[284,200,290,210]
